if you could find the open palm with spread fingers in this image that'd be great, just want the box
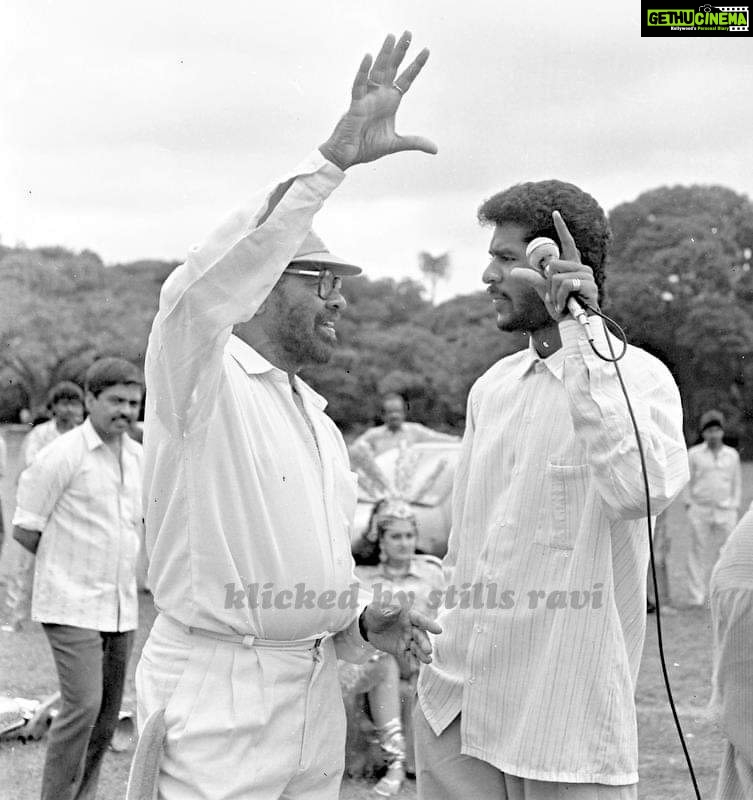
[319,31,437,170]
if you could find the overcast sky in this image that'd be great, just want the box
[2,0,751,300]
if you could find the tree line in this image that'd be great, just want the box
[1,184,752,451]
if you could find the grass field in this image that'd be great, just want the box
[1,426,748,799]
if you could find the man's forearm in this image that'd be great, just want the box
[13,525,41,555]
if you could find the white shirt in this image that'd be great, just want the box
[418,321,689,784]
[143,150,368,658]
[13,418,143,631]
[22,419,63,466]
[688,442,741,511]
[710,509,753,799]
[354,422,459,457]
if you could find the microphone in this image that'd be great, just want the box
[525,237,591,331]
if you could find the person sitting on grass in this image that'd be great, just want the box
[344,499,444,797]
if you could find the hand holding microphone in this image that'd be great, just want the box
[511,211,598,334]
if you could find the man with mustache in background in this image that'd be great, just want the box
[137,32,441,800]
[415,182,690,799]
[12,357,144,800]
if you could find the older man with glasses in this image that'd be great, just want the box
[136,31,440,800]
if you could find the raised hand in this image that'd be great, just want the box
[319,31,437,170]
[512,211,599,321]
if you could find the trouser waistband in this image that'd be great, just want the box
[162,614,330,651]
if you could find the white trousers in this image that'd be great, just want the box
[686,505,737,605]
[135,614,345,800]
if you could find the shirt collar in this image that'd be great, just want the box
[226,334,327,411]
[80,417,139,453]
[519,337,565,381]
[226,334,279,376]
[375,559,422,579]
[81,417,103,450]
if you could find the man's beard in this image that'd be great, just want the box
[277,309,335,366]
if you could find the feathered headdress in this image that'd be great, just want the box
[349,439,449,540]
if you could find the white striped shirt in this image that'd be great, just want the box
[418,320,689,784]
[13,418,143,631]
[142,150,369,659]
[710,509,753,799]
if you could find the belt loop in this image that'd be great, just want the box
[241,634,256,649]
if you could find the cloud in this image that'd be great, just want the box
[1,0,751,287]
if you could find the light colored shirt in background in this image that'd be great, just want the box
[13,418,142,631]
[355,422,459,458]
[710,509,753,799]
[688,442,741,512]
[143,150,368,658]
[356,555,444,621]
[418,323,689,785]
[21,419,64,467]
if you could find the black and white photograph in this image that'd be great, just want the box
[1,1,752,798]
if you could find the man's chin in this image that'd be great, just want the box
[496,314,526,333]
[308,339,336,364]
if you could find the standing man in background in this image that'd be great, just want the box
[21,381,86,465]
[685,410,741,607]
[12,358,144,800]
[1,381,85,633]
[354,393,458,457]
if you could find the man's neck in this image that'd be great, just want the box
[90,420,121,450]
[54,418,76,434]
[530,322,562,358]
[234,327,303,381]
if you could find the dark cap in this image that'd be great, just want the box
[700,410,725,432]
[288,230,362,276]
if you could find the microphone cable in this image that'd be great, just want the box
[582,303,703,800]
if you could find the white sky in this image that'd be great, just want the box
[1,0,751,300]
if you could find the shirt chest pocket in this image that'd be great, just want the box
[536,462,591,550]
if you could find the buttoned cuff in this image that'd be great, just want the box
[285,149,345,193]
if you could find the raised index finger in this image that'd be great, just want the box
[552,210,581,264]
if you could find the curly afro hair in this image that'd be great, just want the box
[478,180,611,301]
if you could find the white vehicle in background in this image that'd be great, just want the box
[350,440,460,558]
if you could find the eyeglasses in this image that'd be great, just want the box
[284,267,342,300]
